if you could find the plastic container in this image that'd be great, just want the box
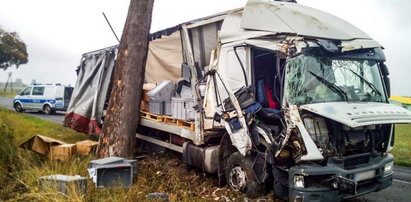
[96,163,133,188]
[164,101,172,116]
[172,97,185,120]
[185,98,196,121]
[90,156,125,168]
[180,85,193,99]
[40,175,87,196]
[89,157,138,188]
[147,80,175,101]
[149,100,164,115]
[171,97,195,121]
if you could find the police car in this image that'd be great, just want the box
[13,83,74,115]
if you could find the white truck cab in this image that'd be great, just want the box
[13,83,73,115]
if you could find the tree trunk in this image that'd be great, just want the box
[96,0,154,158]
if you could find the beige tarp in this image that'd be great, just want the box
[145,31,183,84]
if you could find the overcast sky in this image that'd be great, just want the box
[0,0,410,96]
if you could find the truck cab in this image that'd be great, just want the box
[194,1,411,200]
[215,40,399,201]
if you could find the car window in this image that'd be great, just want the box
[32,87,45,96]
[20,87,32,96]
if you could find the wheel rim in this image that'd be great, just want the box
[44,106,50,114]
[229,165,247,191]
[15,104,21,111]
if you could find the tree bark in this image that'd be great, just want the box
[97,0,154,158]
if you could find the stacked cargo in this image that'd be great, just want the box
[144,63,199,122]
[146,80,175,115]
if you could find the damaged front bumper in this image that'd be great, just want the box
[287,154,393,202]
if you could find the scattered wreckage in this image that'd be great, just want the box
[65,0,411,201]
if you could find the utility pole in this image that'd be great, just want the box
[3,72,12,92]
[96,0,154,158]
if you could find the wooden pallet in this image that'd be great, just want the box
[163,116,195,131]
[140,111,164,122]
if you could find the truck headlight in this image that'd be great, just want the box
[293,175,305,188]
[384,162,394,176]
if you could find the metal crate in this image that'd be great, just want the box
[149,100,164,115]
[89,157,138,188]
[164,100,172,116]
[171,97,195,121]
[40,175,87,196]
[147,80,175,101]
[90,156,125,168]
[96,163,133,188]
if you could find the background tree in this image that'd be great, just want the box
[97,0,154,158]
[0,28,28,70]
[14,78,23,87]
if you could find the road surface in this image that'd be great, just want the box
[0,96,65,124]
[0,96,410,201]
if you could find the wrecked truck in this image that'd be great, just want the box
[65,0,411,201]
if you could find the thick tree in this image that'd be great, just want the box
[96,0,154,158]
[0,28,28,70]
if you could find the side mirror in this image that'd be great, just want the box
[380,62,390,97]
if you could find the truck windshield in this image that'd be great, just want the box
[285,54,387,105]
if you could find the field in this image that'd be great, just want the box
[391,124,411,167]
[0,106,410,201]
[0,90,19,98]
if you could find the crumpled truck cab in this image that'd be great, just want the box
[210,0,411,201]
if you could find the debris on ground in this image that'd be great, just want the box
[146,192,169,201]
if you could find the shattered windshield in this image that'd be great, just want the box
[285,54,387,105]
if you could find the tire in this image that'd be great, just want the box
[14,103,23,112]
[43,105,54,115]
[226,152,264,198]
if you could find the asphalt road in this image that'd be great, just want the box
[0,96,65,124]
[1,96,410,201]
[347,166,411,202]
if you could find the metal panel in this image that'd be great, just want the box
[241,0,372,40]
[136,133,183,153]
[301,102,411,128]
[139,118,196,142]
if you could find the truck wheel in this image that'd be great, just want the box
[43,105,54,115]
[226,152,263,198]
[14,103,23,112]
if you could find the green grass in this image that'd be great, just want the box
[392,124,411,167]
[0,107,248,201]
[0,90,18,98]
[0,107,88,144]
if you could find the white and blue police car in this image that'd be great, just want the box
[13,83,74,115]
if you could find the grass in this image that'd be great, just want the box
[0,90,18,98]
[392,124,411,167]
[0,107,249,201]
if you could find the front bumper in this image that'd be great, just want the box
[288,154,393,202]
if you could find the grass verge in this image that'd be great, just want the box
[0,91,18,98]
[392,124,411,167]
[0,107,248,201]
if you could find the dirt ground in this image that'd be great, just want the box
[134,151,282,201]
